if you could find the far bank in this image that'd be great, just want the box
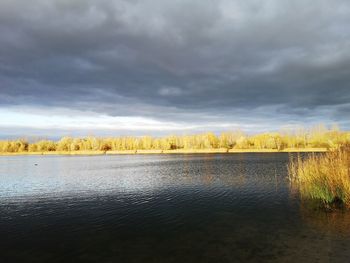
[0,148,327,156]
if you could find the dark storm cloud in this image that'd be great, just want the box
[0,0,350,131]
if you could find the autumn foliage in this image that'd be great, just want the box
[0,125,349,153]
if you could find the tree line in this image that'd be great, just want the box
[0,125,349,153]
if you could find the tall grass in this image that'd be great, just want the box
[288,147,350,209]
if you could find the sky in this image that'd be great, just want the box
[1,0,350,138]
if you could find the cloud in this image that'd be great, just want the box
[0,0,349,136]
[158,87,183,96]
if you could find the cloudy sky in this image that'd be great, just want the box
[1,0,349,138]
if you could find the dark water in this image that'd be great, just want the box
[1,154,350,262]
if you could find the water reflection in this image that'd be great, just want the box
[299,201,350,236]
[0,154,287,201]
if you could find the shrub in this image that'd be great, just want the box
[289,147,350,209]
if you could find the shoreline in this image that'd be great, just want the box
[0,148,328,156]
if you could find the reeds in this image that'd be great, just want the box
[288,146,350,209]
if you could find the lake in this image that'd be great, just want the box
[1,153,350,262]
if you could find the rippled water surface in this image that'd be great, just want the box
[1,154,350,262]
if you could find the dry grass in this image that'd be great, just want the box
[288,147,350,208]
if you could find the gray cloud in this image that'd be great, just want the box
[0,0,350,135]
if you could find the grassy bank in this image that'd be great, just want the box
[289,147,350,209]
[229,148,327,153]
[0,150,106,156]
[0,147,328,156]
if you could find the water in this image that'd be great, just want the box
[0,153,349,262]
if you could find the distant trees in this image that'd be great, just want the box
[219,131,244,148]
[36,140,56,151]
[0,125,349,153]
[57,137,73,151]
[0,140,28,152]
